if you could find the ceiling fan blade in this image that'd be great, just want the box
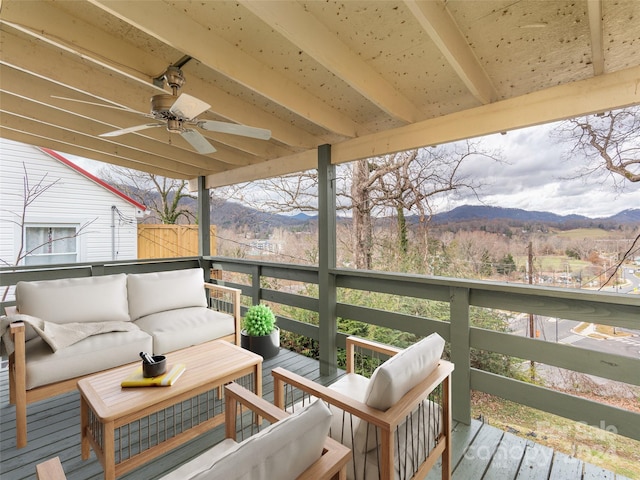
[181,129,216,154]
[100,123,164,137]
[170,93,211,120]
[197,120,271,140]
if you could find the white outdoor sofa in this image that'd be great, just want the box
[2,267,241,448]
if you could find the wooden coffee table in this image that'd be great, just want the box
[78,341,263,480]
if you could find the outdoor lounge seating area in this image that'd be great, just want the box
[0,347,632,480]
[1,257,638,480]
[1,267,241,449]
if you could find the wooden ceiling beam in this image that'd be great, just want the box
[0,110,202,178]
[587,0,605,76]
[0,127,190,179]
[0,5,314,151]
[90,0,363,138]
[240,0,422,124]
[404,0,497,105]
[0,25,157,114]
[204,64,640,186]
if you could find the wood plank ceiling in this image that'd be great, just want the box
[1,0,639,187]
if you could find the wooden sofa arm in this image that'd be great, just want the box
[273,360,454,430]
[272,366,390,429]
[204,282,241,344]
[224,382,350,480]
[36,457,66,480]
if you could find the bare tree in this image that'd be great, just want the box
[555,107,640,186]
[555,106,640,281]
[99,166,196,224]
[1,164,95,300]
[231,141,501,270]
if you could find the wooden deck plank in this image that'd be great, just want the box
[425,419,483,480]
[583,462,615,480]
[453,422,505,479]
[549,452,583,478]
[515,441,554,480]
[482,431,528,480]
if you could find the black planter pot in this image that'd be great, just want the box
[240,327,280,359]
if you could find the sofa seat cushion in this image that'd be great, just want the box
[127,268,207,321]
[16,274,129,324]
[187,399,332,480]
[134,307,235,354]
[24,327,152,389]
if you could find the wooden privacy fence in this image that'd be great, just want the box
[138,225,217,258]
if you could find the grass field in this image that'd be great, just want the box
[554,228,619,239]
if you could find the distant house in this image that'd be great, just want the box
[0,138,146,267]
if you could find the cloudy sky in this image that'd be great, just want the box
[69,120,639,219]
[439,121,640,218]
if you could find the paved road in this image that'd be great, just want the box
[510,268,640,358]
[511,315,640,358]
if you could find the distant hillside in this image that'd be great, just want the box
[210,202,639,229]
[604,209,640,223]
[430,205,589,224]
[131,186,638,229]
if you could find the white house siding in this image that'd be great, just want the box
[0,138,143,267]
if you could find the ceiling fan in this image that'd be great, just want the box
[97,66,271,154]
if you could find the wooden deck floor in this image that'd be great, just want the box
[0,349,631,480]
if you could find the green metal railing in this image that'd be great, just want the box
[2,256,639,443]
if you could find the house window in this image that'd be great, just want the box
[24,226,78,265]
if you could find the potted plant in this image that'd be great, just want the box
[240,304,280,359]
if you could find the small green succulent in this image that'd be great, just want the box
[243,304,277,337]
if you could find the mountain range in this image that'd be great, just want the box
[209,201,640,229]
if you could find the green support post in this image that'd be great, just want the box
[450,286,471,424]
[318,144,337,375]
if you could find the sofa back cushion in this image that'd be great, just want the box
[16,274,129,324]
[353,333,445,453]
[363,333,445,410]
[191,399,332,480]
[127,268,207,321]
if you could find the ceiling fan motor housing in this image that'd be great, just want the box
[151,94,178,120]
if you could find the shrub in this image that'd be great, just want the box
[243,304,276,336]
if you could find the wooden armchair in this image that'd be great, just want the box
[35,382,350,480]
[272,334,454,480]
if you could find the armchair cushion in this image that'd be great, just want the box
[191,399,332,480]
[127,268,207,321]
[352,333,445,454]
[363,333,445,411]
[16,274,129,324]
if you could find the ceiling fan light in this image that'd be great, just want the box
[166,118,183,133]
